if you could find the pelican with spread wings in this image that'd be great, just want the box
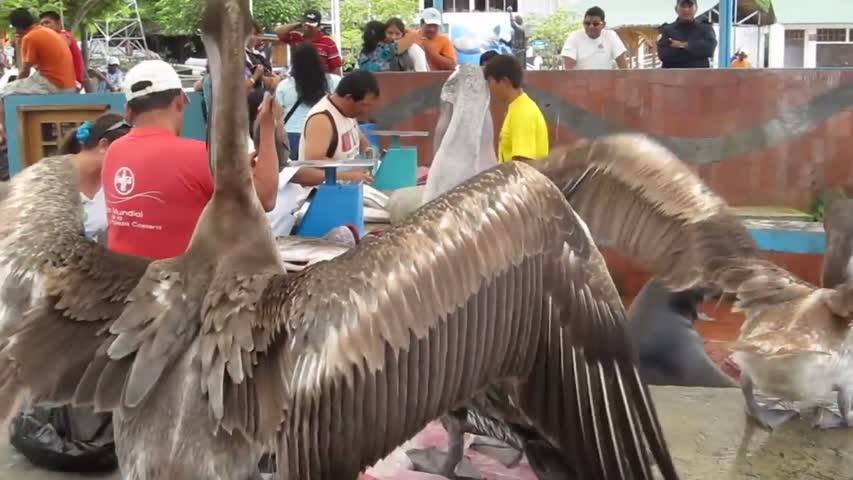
[0,1,790,479]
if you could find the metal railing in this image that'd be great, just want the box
[628,51,660,69]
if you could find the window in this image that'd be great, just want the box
[816,28,847,42]
[817,44,853,67]
[18,105,110,168]
[785,29,804,41]
[37,122,80,158]
[444,0,471,12]
[487,0,517,11]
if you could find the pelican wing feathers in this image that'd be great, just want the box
[0,157,150,418]
[0,154,369,427]
[205,161,680,479]
[525,134,760,292]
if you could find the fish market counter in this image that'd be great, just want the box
[1,386,850,479]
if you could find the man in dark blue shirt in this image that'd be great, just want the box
[657,0,718,68]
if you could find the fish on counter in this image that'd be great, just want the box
[275,230,353,272]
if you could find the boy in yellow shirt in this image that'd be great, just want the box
[483,54,549,163]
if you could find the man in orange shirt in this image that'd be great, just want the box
[417,8,458,71]
[0,8,76,145]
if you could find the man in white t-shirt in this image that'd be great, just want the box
[560,6,628,70]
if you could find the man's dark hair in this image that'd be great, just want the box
[336,70,380,101]
[483,54,523,89]
[479,50,498,66]
[584,6,606,21]
[39,11,62,22]
[9,8,35,31]
[127,89,183,115]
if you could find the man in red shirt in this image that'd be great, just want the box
[275,10,342,75]
[39,11,86,89]
[102,60,279,259]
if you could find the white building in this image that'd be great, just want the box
[767,0,853,68]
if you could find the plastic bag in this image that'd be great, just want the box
[9,404,118,473]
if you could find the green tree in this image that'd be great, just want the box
[339,0,418,70]
[136,0,323,35]
[527,7,580,70]
[1,0,125,34]
[753,0,771,12]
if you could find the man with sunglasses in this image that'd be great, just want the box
[657,0,717,69]
[560,6,627,70]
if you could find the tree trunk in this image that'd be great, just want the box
[68,0,108,33]
[81,24,90,67]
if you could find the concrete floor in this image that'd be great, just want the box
[654,386,853,480]
[0,445,116,480]
[0,386,851,479]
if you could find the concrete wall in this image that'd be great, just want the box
[371,68,853,209]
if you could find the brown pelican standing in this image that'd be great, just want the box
[0,1,768,478]
[726,197,853,430]
[546,139,853,433]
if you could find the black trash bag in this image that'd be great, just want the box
[9,404,118,473]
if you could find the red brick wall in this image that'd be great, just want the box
[371,69,853,210]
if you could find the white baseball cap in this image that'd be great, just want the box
[107,56,120,66]
[420,7,442,26]
[122,60,184,102]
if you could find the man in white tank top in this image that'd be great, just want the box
[299,70,378,163]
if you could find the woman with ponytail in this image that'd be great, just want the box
[58,112,131,242]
